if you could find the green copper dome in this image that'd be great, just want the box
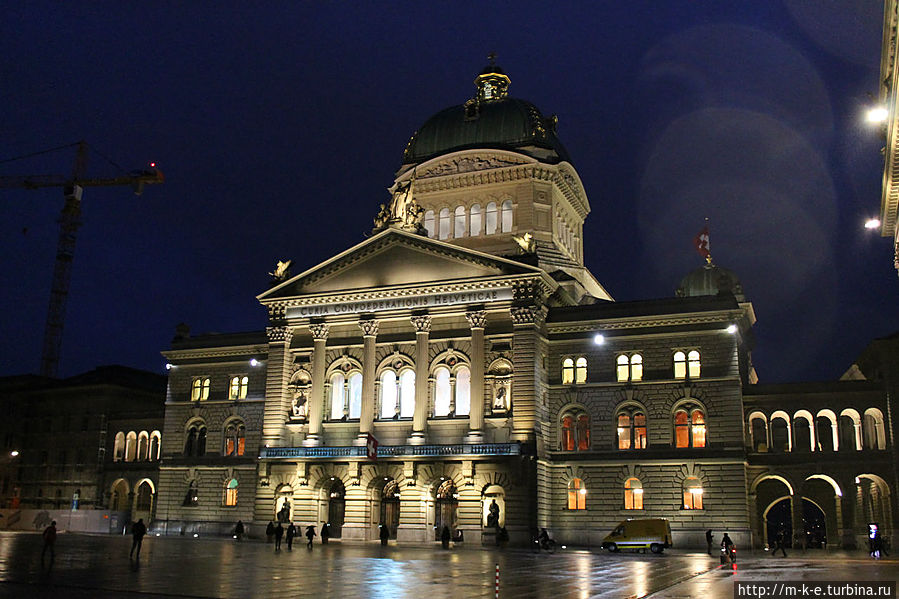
[676,263,745,301]
[401,63,571,166]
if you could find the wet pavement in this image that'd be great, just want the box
[0,532,896,598]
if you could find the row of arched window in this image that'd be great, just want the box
[567,476,705,510]
[747,408,887,453]
[112,430,162,462]
[183,420,246,457]
[423,200,513,240]
[182,478,239,507]
[190,376,249,401]
[560,405,707,451]
[562,351,701,384]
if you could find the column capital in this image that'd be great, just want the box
[465,310,487,329]
[309,323,330,341]
[411,315,432,333]
[266,326,293,344]
[510,305,546,326]
[358,319,380,337]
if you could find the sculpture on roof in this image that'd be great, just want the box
[373,177,426,234]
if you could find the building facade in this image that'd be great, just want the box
[155,64,898,549]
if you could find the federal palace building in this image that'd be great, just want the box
[152,63,899,550]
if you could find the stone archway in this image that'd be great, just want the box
[434,479,458,541]
[110,479,130,511]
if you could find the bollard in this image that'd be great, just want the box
[495,563,499,598]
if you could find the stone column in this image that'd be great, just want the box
[263,326,293,446]
[465,310,487,444]
[510,304,545,442]
[790,491,804,550]
[304,323,330,447]
[409,315,431,445]
[355,319,379,446]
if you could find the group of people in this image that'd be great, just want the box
[264,520,322,549]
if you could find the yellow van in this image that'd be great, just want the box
[601,518,673,554]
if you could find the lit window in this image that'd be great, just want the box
[561,415,574,451]
[485,202,498,234]
[673,351,686,379]
[617,413,631,449]
[501,200,513,232]
[688,351,701,378]
[379,371,397,419]
[575,357,587,384]
[470,204,481,236]
[675,408,706,448]
[455,366,471,416]
[454,206,466,238]
[577,414,590,450]
[224,422,246,457]
[191,378,210,401]
[229,376,248,400]
[617,355,629,382]
[616,354,643,382]
[424,210,436,237]
[125,432,137,462]
[562,358,574,384]
[330,372,346,420]
[631,354,643,381]
[113,432,125,462]
[561,410,590,451]
[438,208,450,240]
[624,478,643,510]
[348,373,362,420]
[399,370,415,419]
[568,478,586,510]
[434,367,451,417]
[691,411,706,447]
[617,410,647,450]
[224,478,238,507]
[683,477,703,509]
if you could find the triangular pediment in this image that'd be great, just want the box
[258,228,546,301]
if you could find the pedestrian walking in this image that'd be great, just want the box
[321,523,330,544]
[706,529,714,555]
[305,525,316,549]
[274,521,284,551]
[266,521,275,544]
[379,522,390,546]
[41,520,57,564]
[234,520,245,541]
[130,518,147,560]
[286,522,296,551]
[772,529,787,557]
[440,525,451,549]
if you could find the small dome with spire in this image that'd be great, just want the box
[676,262,745,301]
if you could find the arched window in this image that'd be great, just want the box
[674,407,707,448]
[617,409,647,450]
[840,410,861,451]
[561,410,590,451]
[794,416,811,452]
[454,206,466,238]
[348,373,362,420]
[184,427,197,456]
[624,478,643,510]
[438,207,450,240]
[223,421,246,457]
[379,371,397,419]
[567,478,586,510]
[434,367,451,417]
[399,370,415,418]
[816,416,835,451]
[683,477,703,509]
[191,377,210,401]
[750,416,768,451]
[617,355,629,382]
[562,358,574,384]
[631,354,643,381]
[183,480,198,507]
[197,426,207,456]
[149,431,161,461]
[330,372,346,421]
[485,202,498,234]
[229,376,248,400]
[223,478,238,507]
[771,416,790,452]
[470,204,481,236]
[688,351,701,378]
[136,481,153,510]
[125,432,137,462]
[575,357,587,384]
[617,354,643,382]
[455,366,470,416]
[864,408,886,450]
[113,432,125,462]
[424,210,436,237]
[674,351,686,379]
[137,431,149,461]
[501,199,513,232]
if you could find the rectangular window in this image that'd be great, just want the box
[683,489,703,510]
[225,487,238,507]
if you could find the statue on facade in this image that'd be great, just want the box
[486,499,500,529]
[292,389,307,420]
[277,499,291,523]
[269,259,292,282]
[513,232,535,254]
[372,177,426,234]
[493,382,509,412]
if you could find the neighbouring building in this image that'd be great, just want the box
[154,63,898,550]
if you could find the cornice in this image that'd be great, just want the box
[162,344,268,361]
[546,310,743,334]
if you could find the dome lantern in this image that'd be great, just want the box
[473,53,510,102]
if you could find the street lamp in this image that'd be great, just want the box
[867,106,889,124]
[865,218,881,230]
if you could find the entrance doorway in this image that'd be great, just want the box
[434,479,458,540]
[380,480,400,539]
[766,497,827,548]
[327,479,345,538]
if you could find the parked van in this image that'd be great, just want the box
[601,518,673,554]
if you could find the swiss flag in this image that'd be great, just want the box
[366,433,379,461]
[693,225,710,261]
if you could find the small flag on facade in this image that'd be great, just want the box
[366,433,379,461]
[694,224,711,263]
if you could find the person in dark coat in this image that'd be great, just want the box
[379,523,390,546]
[321,523,330,544]
[286,522,296,551]
[772,529,787,557]
[130,518,147,560]
[234,520,245,541]
[440,525,451,549]
[41,520,57,563]
[266,521,275,543]
[706,530,714,555]
[305,525,316,549]
[274,521,284,551]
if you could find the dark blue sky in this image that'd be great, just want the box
[1,2,895,383]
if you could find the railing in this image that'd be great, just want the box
[259,443,521,459]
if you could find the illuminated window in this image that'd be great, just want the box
[125,432,137,462]
[688,351,701,378]
[683,477,703,509]
[501,199,513,232]
[575,357,587,384]
[617,354,642,382]
[455,366,471,416]
[454,206,466,238]
[424,210,436,237]
[224,421,246,457]
[438,208,450,240]
[191,378,210,401]
[348,373,362,420]
[470,204,481,236]
[113,432,125,462]
[675,408,706,448]
[561,410,590,451]
[434,367,451,417]
[673,351,686,379]
[379,371,397,419]
[399,370,415,418]
[562,358,574,384]
[624,478,643,510]
[486,202,498,234]
[567,478,586,510]
[228,376,248,400]
[224,478,238,507]
[617,409,647,450]
[330,372,346,420]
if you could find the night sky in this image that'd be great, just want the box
[2,2,895,383]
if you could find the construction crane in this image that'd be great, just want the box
[0,141,164,377]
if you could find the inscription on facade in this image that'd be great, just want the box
[288,288,512,318]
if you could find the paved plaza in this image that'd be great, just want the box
[0,532,897,598]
